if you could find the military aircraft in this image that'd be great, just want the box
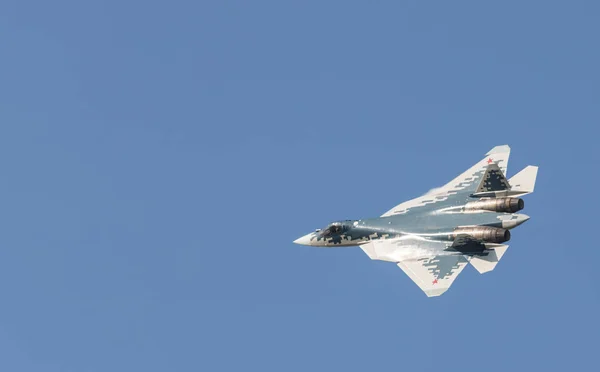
[294,145,538,297]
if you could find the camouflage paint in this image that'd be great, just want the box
[294,145,539,297]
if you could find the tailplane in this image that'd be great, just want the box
[469,244,510,274]
[508,166,538,197]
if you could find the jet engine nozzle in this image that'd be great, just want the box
[465,198,524,213]
[452,227,510,243]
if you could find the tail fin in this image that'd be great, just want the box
[437,145,511,193]
[469,244,509,274]
[508,166,538,196]
[474,163,511,193]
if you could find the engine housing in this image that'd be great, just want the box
[452,226,511,243]
[465,197,524,213]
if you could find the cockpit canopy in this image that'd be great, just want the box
[320,221,347,237]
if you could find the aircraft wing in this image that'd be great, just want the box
[381,145,511,217]
[360,236,511,296]
[397,255,470,297]
[360,237,470,297]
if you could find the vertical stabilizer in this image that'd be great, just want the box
[474,164,511,193]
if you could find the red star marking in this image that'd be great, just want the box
[487,158,493,164]
[432,279,438,285]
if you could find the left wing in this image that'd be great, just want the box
[360,237,469,297]
[360,235,510,297]
[381,145,511,217]
[397,255,470,297]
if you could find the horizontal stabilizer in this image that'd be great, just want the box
[468,245,509,274]
[508,166,538,196]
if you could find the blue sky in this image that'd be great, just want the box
[1,1,598,371]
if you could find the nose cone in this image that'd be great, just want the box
[293,233,316,246]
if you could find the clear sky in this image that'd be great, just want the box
[1,1,599,371]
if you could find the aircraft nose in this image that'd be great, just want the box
[293,233,315,246]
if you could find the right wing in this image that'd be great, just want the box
[381,145,511,217]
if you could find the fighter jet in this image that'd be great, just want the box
[294,145,538,297]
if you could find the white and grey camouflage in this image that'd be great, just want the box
[294,145,538,297]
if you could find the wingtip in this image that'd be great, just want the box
[486,145,511,156]
[424,288,449,297]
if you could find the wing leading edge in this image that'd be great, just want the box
[381,145,511,217]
